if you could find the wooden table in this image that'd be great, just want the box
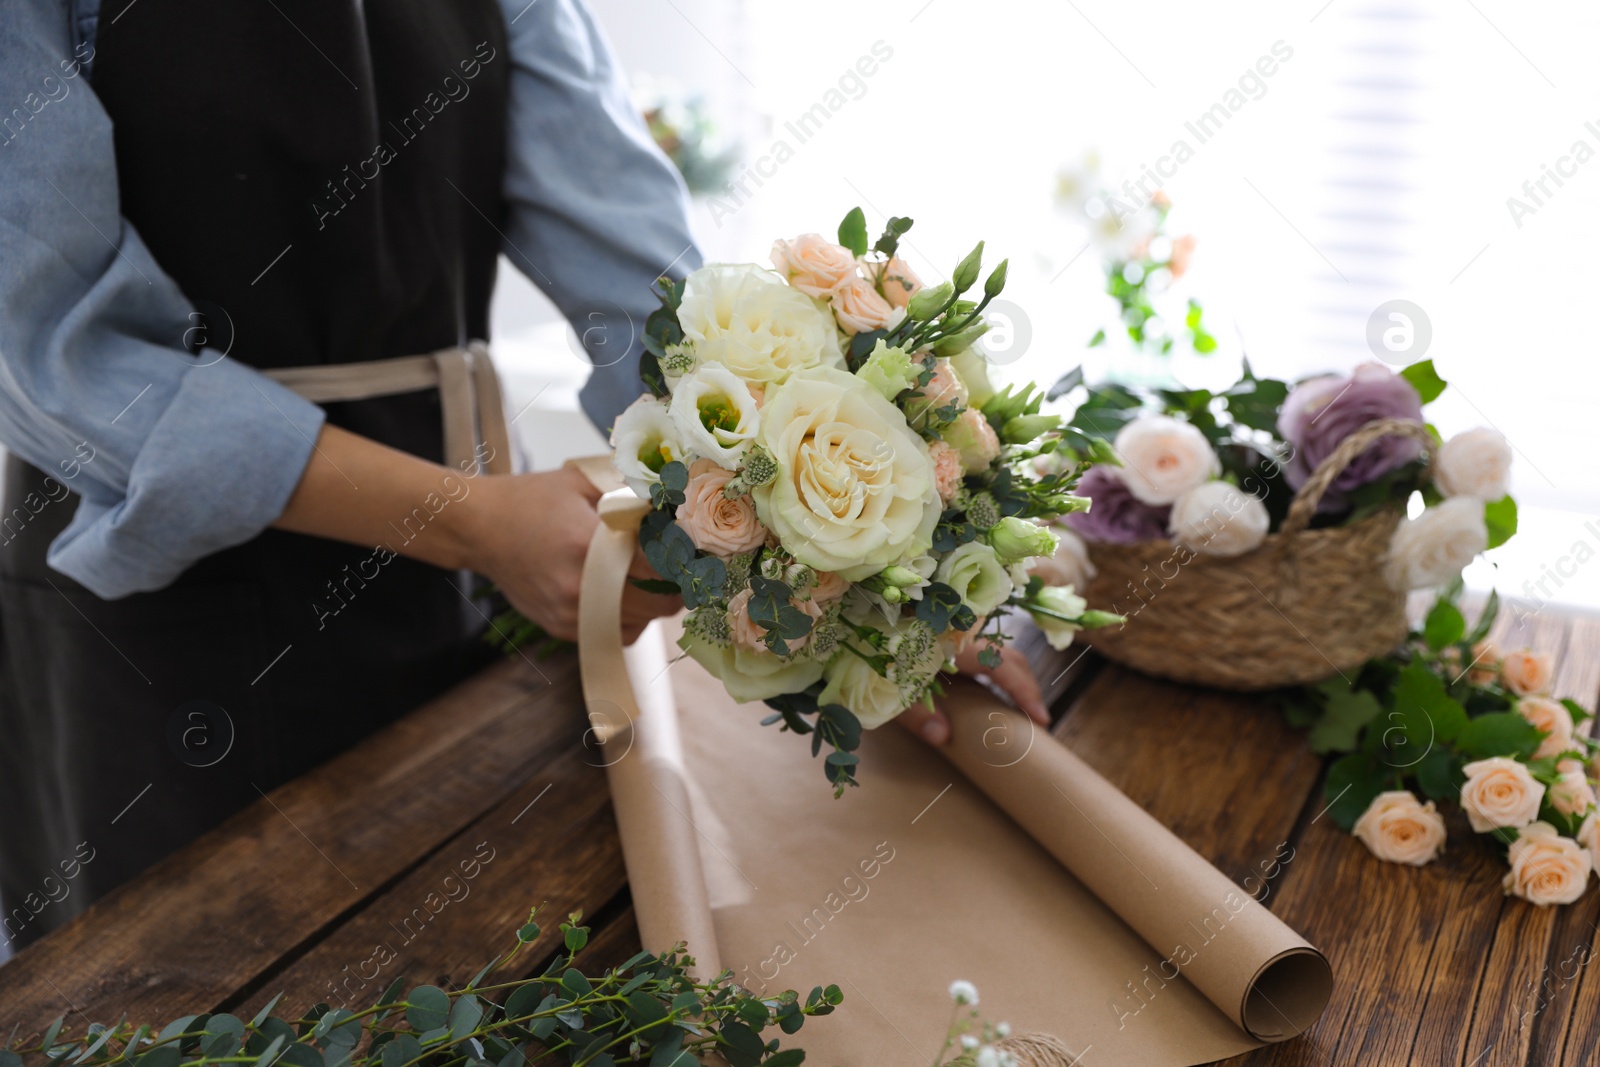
[3,606,1599,1066]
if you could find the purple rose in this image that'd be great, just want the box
[1277,362,1425,512]
[1066,465,1172,544]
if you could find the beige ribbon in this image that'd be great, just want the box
[265,340,511,475]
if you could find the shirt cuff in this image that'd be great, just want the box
[47,358,327,598]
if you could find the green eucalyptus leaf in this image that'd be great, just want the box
[405,986,451,1032]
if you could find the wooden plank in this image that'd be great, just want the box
[228,740,626,1021]
[1216,601,1588,1066]
[0,654,583,1034]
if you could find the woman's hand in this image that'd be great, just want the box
[896,641,1049,746]
[468,465,679,643]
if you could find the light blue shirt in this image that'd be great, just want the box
[0,0,700,599]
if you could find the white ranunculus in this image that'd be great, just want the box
[1112,415,1219,505]
[1027,584,1088,651]
[935,542,1014,617]
[668,363,760,468]
[1031,527,1097,590]
[610,395,688,498]
[1435,427,1512,502]
[1168,481,1270,558]
[753,367,940,581]
[1384,497,1489,591]
[679,631,824,703]
[676,263,843,387]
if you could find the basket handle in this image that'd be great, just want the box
[1279,417,1435,536]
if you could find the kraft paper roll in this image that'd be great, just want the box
[574,460,1332,1065]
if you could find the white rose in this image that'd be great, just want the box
[679,630,824,703]
[1168,481,1270,558]
[1384,497,1489,591]
[1460,756,1545,833]
[1518,696,1576,760]
[1351,791,1446,866]
[1112,415,1220,505]
[610,395,689,499]
[677,264,843,387]
[1027,584,1088,651]
[753,367,940,581]
[667,363,761,469]
[1435,427,1512,503]
[935,542,1015,617]
[1503,822,1592,907]
[1030,528,1097,590]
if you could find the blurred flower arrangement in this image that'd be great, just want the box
[933,980,1075,1067]
[1045,357,1518,593]
[633,76,740,195]
[596,209,1121,794]
[1054,155,1216,361]
[1285,585,1600,907]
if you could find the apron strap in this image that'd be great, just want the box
[263,342,511,475]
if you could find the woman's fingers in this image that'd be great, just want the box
[955,643,1050,726]
[895,702,950,746]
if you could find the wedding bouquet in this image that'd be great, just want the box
[1287,584,1600,908]
[610,209,1119,792]
[1050,358,1517,589]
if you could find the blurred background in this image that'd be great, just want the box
[496,0,1600,610]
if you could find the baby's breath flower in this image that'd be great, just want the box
[948,979,979,1006]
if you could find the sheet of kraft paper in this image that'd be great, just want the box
[594,619,1332,1067]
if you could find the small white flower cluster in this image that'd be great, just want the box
[939,981,1020,1067]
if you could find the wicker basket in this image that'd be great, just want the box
[1078,418,1434,691]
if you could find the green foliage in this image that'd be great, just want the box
[4,908,835,1067]
[1484,495,1518,549]
[761,687,863,796]
[1399,359,1447,404]
[746,576,815,656]
[836,207,868,258]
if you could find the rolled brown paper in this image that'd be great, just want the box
[937,682,1332,1041]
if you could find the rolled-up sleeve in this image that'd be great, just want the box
[0,2,327,599]
[497,0,702,433]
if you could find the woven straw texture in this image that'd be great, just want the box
[1079,418,1433,691]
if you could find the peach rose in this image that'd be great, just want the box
[1550,758,1597,818]
[1168,234,1197,279]
[1519,696,1576,760]
[879,256,923,308]
[809,570,850,605]
[726,587,825,654]
[928,440,964,503]
[770,234,857,298]
[1468,639,1499,685]
[1503,822,1592,906]
[829,274,905,334]
[1581,814,1600,876]
[677,460,767,557]
[1351,791,1447,867]
[1460,756,1545,833]
[1501,648,1555,696]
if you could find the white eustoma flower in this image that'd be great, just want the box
[610,395,688,499]
[668,363,761,469]
[935,542,1014,618]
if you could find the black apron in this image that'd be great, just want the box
[0,0,510,946]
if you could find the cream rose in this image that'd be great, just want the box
[610,395,688,498]
[770,234,858,297]
[1168,481,1270,558]
[1581,814,1600,876]
[818,651,905,729]
[752,367,939,581]
[935,542,1015,617]
[1030,528,1097,590]
[1027,584,1089,651]
[668,363,761,468]
[1501,648,1555,696]
[1435,427,1512,503]
[1112,415,1220,505]
[1460,756,1545,832]
[1503,822,1592,907]
[677,460,767,557]
[1351,791,1447,866]
[680,629,824,703]
[879,255,923,308]
[1550,758,1597,818]
[1383,497,1489,591]
[677,264,843,387]
[1518,695,1576,759]
[830,274,906,334]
